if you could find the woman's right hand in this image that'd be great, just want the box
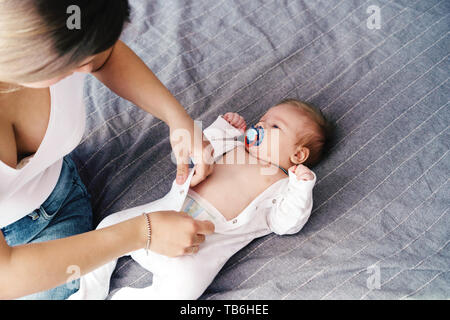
[145,210,215,257]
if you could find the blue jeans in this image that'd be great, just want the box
[1,155,93,300]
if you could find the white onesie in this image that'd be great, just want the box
[69,116,316,300]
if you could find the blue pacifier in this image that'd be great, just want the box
[245,125,264,147]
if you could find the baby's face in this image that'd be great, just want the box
[247,103,310,170]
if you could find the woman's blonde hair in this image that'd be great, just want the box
[0,0,130,90]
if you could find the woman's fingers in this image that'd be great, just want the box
[192,234,205,245]
[188,138,214,187]
[194,220,215,236]
[189,162,214,187]
[171,128,191,184]
[185,246,199,255]
[183,221,214,255]
[179,219,214,255]
[176,160,189,184]
[189,163,207,187]
[148,211,215,257]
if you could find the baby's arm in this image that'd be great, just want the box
[202,113,245,161]
[267,165,316,235]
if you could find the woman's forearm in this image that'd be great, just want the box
[0,215,147,299]
[93,40,192,128]
[92,40,216,186]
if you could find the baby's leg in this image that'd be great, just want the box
[68,259,118,300]
[111,234,234,300]
[111,257,220,300]
[69,204,152,300]
[111,273,204,300]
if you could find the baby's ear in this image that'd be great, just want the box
[290,146,309,164]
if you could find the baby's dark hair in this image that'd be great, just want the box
[276,98,333,166]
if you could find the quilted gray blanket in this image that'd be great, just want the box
[72,0,449,299]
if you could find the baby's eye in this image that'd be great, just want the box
[272,124,279,129]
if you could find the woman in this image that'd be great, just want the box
[0,0,215,299]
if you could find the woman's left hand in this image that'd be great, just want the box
[189,138,215,187]
[170,119,215,186]
[92,40,214,187]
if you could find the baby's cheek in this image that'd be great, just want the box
[259,130,277,161]
[266,129,280,159]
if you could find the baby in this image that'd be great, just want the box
[70,98,331,300]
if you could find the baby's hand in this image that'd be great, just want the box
[289,164,315,181]
[223,112,246,132]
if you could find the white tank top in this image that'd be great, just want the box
[0,73,86,228]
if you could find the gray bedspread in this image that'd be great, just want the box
[71,0,450,299]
